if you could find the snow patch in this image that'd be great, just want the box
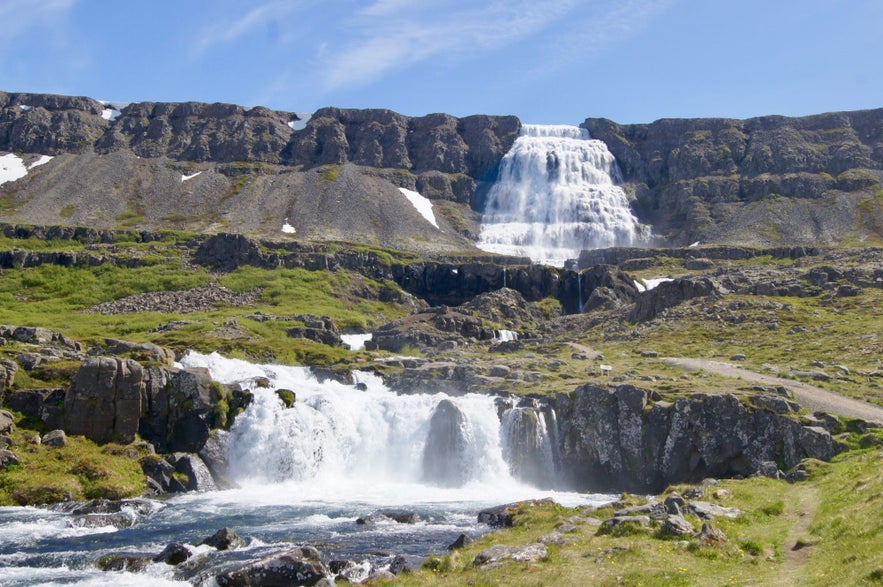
[288,112,312,131]
[19,104,31,111]
[101,108,121,122]
[281,219,296,234]
[634,277,674,292]
[689,241,701,247]
[0,154,28,186]
[28,155,53,169]
[181,171,202,182]
[398,187,439,229]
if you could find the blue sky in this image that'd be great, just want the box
[1,0,881,124]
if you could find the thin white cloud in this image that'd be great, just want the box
[318,0,673,93]
[545,0,677,72]
[191,0,309,58]
[321,0,584,92]
[0,0,76,43]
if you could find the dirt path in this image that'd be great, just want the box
[663,357,883,422]
[780,485,821,585]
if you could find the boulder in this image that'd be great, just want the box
[696,521,728,546]
[388,554,425,575]
[629,277,719,322]
[421,399,469,486]
[600,515,651,530]
[95,554,152,573]
[140,456,187,494]
[0,358,16,394]
[166,453,217,492]
[0,449,20,470]
[41,429,67,447]
[215,549,328,586]
[662,514,696,536]
[0,409,14,435]
[448,533,474,550]
[472,543,547,567]
[201,527,246,551]
[153,542,191,565]
[198,430,237,489]
[687,501,742,520]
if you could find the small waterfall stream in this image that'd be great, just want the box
[478,124,650,266]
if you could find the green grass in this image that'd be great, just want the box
[0,414,150,505]
[393,449,883,586]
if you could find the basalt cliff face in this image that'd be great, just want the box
[584,111,883,246]
[2,90,882,252]
[0,91,518,253]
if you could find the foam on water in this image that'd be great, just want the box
[478,124,651,266]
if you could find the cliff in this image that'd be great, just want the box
[0,91,518,252]
[584,110,883,246]
[2,89,882,251]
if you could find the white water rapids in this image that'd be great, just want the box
[478,124,651,266]
[0,352,613,586]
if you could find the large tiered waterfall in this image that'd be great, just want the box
[477,124,650,266]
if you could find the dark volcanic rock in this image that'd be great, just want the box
[288,107,519,182]
[554,384,837,493]
[215,548,328,586]
[628,276,719,322]
[201,527,246,551]
[0,92,108,154]
[63,357,143,444]
[584,110,883,246]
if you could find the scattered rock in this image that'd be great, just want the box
[712,489,733,500]
[201,527,245,551]
[696,521,728,546]
[756,461,783,479]
[473,543,547,568]
[601,515,652,530]
[0,449,20,470]
[41,429,67,447]
[95,554,152,573]
[388,554,425,575]
[448,533,474,550]
[0,410,14,435]
[662,514,696,536]
[215,549,328,587]
[687,501,742,520]
[153,542,191,565]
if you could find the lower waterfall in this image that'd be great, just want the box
[0,351,615,586]
[477,124,651,266]
[182,351,562,494]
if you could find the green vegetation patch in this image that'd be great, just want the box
[395,449,883,586]
[0,416,149,505]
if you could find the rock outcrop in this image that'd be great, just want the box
[63,357,144,444]
[584,110,883,246]
[553,384,837,493]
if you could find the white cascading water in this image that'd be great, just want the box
[478,124,651,267]
[179,351,587,504]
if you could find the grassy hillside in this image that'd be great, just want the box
[396,448,883,586]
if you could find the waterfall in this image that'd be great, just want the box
[478,124,651,267]
[180,352,560,491]
[501,404,559,488]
